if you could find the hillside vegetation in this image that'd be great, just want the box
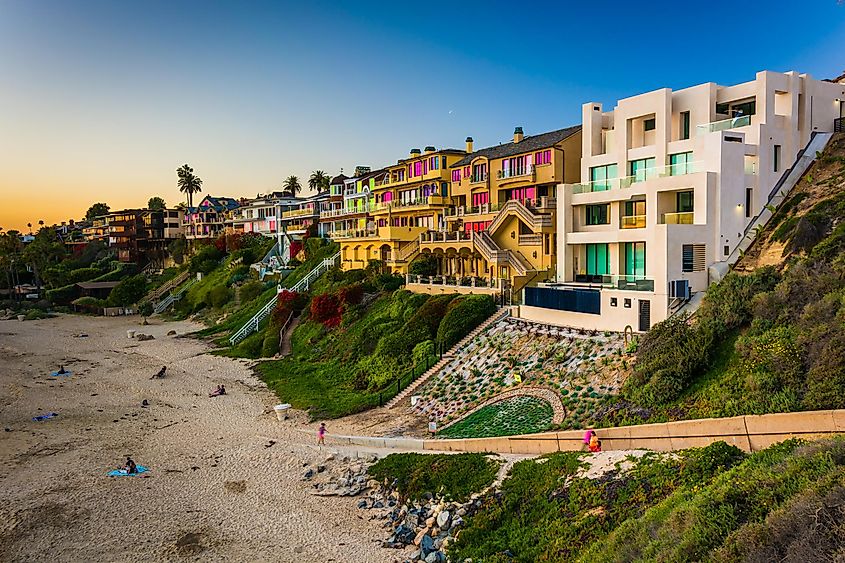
[368,438,845,562]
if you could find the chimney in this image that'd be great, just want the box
[514,127,524,143]
[465,136,474,153]
[424,146,436,154]
[410,148,421,158]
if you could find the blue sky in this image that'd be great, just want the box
[1,0,843,230]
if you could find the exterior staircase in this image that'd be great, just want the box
[487,199,553,234]
[153,279,196,314]
[139,270,190,306]
[228,251,340,346]
[385,307,511,409]
[393,239,420,265]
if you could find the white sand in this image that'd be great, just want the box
[0,315,396,562]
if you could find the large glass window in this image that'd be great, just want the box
[629,158,656,183]
[585,204,609,225]
[585,243,610,276]
[677,191,694,213]
[669,152,694,175]
[589,164,618,191]
[624,242,646,279]
[680,111,690,140]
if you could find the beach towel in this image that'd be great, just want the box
[107,465,149,477]
[50,370,72,377]
[32,412,58,422]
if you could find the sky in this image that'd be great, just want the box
[1,0,844,233]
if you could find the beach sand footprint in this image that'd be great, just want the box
[174,531,207,556]
[223,480,247,493]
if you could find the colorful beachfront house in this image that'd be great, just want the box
[278,191,328,239]
[318,173,349,238]
[324,168,388,241]
[183,195,240,240]
[517,70,845,332]
[229,192,301,237]
[408,126,581,297]
[336,147,466,270]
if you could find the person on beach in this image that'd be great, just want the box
[57,365,68,375]
[151,366,166,379]
[589,433,601,452]
[583,430,596,451]
[123,456,138,474]
[209,385,226,397]
[317,423,326,445]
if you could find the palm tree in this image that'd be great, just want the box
[282,175,302,197]
[309,170,330,193]
[27,223,32,234]
[38,220,44,229]
[177,164,203,208]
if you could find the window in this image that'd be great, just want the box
[724,245,730,256]
[471,192,489,207]
[624,242,646,278]
[680,111,690,140]
[622,201,646,228]
[534,149,552,165]
[682,244,706,272]
[472,163,487,182]
[451,169,462,182]
[441,156,447,169]
[644,118,656,131]
[773,144,781,172]
[669,152,694,175]
[610,297,618,307]
[629,158,656,182]
[585,204,609,225]
[677,191,694,213]
[429,156,439,171]
[745,188,753,217]
[624,298,632,308]
[589,164,618,191]
[502,155,531,178]
[585,243,610,276]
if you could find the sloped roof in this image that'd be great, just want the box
[196,195,240,212]
[451,125,582,167]
[330,174,349,185]
[76,281,120,290]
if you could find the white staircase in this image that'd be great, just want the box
[140,270,190,306]
[153,279,196,314]
[385,307,510,409]
[228,252,340,346]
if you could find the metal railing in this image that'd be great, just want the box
[567,274,654,292]
[835,117,844,133]
[497,165,534,180]
[228,252,340,345]
[281,207,317,219]
[153,279,196,314]
[470,173,488,183]
[419,230,472,244]
[140,270,190,304]
[406,273,500,289]
[396,240,420,262]
[697,114,752,135]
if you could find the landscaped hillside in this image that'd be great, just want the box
[257,275,497,420]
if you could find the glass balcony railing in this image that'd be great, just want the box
[569,274,654,292]
[497,165,534,180]
[661,211,694,224]
[570,161,702,194]
[620,215,646,229]
[696,114,751,135]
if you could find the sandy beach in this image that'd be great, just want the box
[0,314,396,563]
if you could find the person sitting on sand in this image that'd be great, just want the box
[57,365,68,375]
[317,422,326,445]
[209,385,226,398]
[589,434,602,453]
[123,456,138,474]
[150,366,166,380]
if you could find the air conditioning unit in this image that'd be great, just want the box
[669,279,690,300]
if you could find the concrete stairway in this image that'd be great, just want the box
[385,307,511,409]
[277,313,302,357]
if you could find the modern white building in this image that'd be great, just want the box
[520,70,845,332]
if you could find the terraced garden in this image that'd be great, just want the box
[438,395,554,438]
[414,318,633,431]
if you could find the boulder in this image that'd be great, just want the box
[302,468,315,480]
[393,525,415,545]
[166,330,177,336]
[357,500,368,509]
[419,534,435,556]
[436,510,451,529]
[413,527,430,546]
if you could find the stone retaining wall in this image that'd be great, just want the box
[317,409,845,454]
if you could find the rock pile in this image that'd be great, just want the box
[301,453,379,497]
[135,333,155,341]
[363,485,483,562]
[0,309,18,320]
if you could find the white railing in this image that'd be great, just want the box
[153,279,196,314]
[228,252,340,345]
[140,270,190,304]
[406,273,501,289]
[570,161,703,194]
[497,164,534,180]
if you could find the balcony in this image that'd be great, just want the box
[331,228,377,239]
[661,211,694,225]
[443,202,503,218]
[406,274,502,294]
[570,161,702,194]
[696,114,751,135]
[470,173,488,185]
[567,274,654,292]
[620,215,646,229]
[370,196,452,214]
[320,207,367,219]
[281,207,317,219]
[497,165,535,183]
[419,230,472,244]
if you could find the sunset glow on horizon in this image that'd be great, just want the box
[2,0,843,233]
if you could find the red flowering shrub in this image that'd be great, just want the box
[338,283,364,306]
[310,292,342,327]
[214,234,227,253]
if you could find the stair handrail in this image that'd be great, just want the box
[229,251,341,345]
[397,240,420,262]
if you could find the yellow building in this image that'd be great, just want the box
[337,147,466,271]
[409,126,582,297]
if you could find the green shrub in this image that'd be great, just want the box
[436,295,496,348]
[46,284,80,305]
[106,274,147,306]
[368,453,499,503]
[261,325,281,357]
[24,309,49,320]
[207,284,231,308]
[238,280,264,303]
[409,254,439,276]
